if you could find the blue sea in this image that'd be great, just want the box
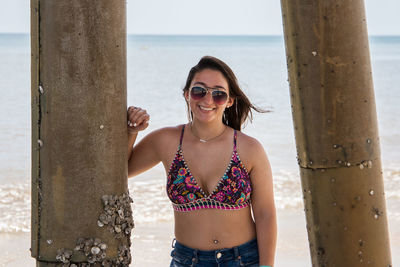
[0,33,399,253]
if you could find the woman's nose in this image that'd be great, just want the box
[203,91,214,103]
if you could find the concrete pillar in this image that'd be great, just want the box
[31,1,132,265]
[280,0,392,265]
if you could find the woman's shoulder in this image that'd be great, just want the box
[236,130,265,152]
[146,124,185,144]
[152,124,184,135]
[235,130,268,167]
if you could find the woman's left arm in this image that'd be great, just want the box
[248,139,277,266]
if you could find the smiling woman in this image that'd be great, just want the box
[184,68,234,127]
[182,57,267,132]
[127,56,277,266]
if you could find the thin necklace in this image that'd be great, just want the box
[190,123,227,143]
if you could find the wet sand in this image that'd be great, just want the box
[0,211,310,266]
[1,210,399,266]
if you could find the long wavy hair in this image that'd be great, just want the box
[183,56,270,131]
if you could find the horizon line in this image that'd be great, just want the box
[1,32,400,38]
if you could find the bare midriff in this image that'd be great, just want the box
[173,206,256,250]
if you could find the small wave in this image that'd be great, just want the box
[384,168,400,200]
[273,170,304,210]
[0,182,30,233]
[1,167,399,233]
[129,179,174,223]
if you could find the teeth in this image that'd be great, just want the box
[199,106,214,111]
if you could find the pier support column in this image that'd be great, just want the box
[31,1,132,265]
[280,0,392,265]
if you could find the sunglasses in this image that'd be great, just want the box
[189,86,228,105]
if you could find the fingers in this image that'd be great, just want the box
[127,106,145,119]
[134,120,149,132]
[128,108,149,125]
[127,106,141,119]
[127,106,150,131]
[133,113,150,127]
[127,106,140,124]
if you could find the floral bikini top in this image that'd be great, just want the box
[167,124,252,212]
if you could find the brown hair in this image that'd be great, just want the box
[183,56,269,131]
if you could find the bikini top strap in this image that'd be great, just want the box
[179,124,186,148]
[233,129,237,151]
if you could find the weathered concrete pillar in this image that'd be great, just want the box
[31,1,132,266]
[280,0,392,265]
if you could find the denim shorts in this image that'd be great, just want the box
[170,238,259,267]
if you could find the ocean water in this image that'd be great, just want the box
[0,34,399,233]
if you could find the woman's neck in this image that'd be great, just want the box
[189,119,227,141]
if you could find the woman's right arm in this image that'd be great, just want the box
[128,129,166,178]
[127,132,138,161]
[127,106,161,178]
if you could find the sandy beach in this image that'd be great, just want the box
[0,210,311,266]
[1,209,399,266]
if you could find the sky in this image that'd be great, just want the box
[1,0,399,35]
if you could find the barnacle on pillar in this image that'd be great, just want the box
[98,192,135,239]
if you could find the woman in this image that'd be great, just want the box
[127,56,276,267]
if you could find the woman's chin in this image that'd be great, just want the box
[193,114,219,123]
[192,106,222,122]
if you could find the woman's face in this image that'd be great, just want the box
[185,68,234,124]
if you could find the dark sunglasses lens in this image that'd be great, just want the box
[212,91,228,104]
[190,87,206,100]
